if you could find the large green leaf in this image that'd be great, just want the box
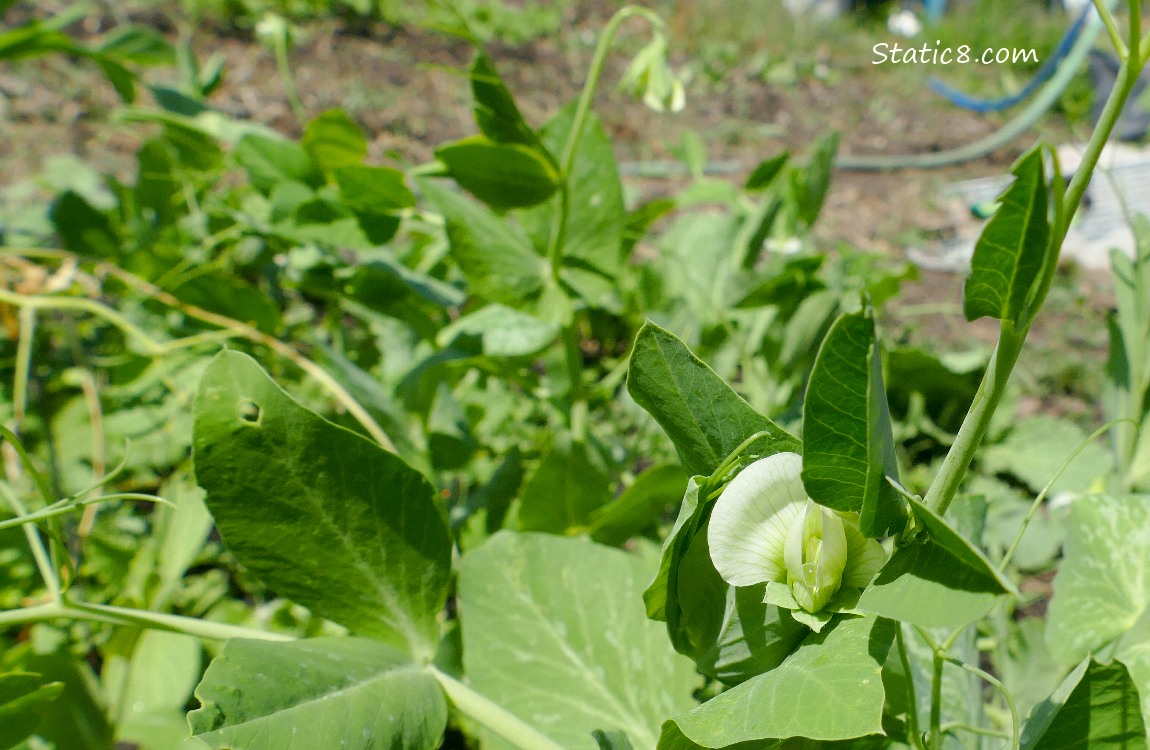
[628,322,799,478]
[1046,494,1150,719]
[801,308,905,537]
[418,178,547,306]
[189,638,446,750]
[518,438,612,533]
[792,133,839,227]
[436,136,560,209]
[856,497,1014,628]
[334,164,416,212]
[542,104,626,276]
[0,673,64,750]
[963,146,1050,323]
[459,532,699,750]
[644,478,809,685]
[193,350,451,660]
[1021,658,1147,750]
[665,616,894,747]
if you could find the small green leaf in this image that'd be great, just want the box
[334,164,416,212]
[436,135,560,209]
[665,615,894,746]
[588,464,688,546]
[963,146,1050,323]
[745,152,790,191]
[857,497,1015,628]
[418,178,547,306]
[193,351,451,660]
[0,672,65,750]
[435,304,559,358]
[233,134,323,194]
[1020,658,1147,750]
[458,532,699,750]
[792,133,839,227]
[189,638,447,750]
[628,322,799,478]
[802,308,905,537]
[519,438,612,533]
[470,51,545,149]
[302,109,367,171]
[49,191,120,258]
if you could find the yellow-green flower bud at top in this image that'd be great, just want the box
[707,452,886,614]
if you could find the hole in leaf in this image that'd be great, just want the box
[238,398,261,424]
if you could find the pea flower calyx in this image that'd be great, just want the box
[707,452,886,614]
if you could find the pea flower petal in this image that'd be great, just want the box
[707,452,807,587]
[784,500,848,613]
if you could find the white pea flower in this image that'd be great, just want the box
[707,452,886,615]
[617,34,686,113]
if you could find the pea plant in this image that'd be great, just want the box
[0,2,1148,749]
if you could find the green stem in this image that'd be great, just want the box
[930,649,944,750]
[947,658,1020,750]
[0,484,61,603]
[431,667,565,750]
[1000,418,1133,568]
[897,624,926,750]
[0,599,293,642]
[1094,0,1128,57]
[924,45,1150,517]
[0,493,171,532]
[273,27,306,127]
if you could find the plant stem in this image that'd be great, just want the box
[0,599,293,642]
[948,658,1020,750]
[930,649,944,750]
[1094,0,1128,58]
[924,46,1150,517]
[0,484,61,603]
[431,667,565,750]
[897,624,926,750]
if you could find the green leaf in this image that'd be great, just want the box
[644,478,809,685]
[963,146,1050,323]
[169,272,281,334]
[193,350,451,660]
[334,164,416,212]
[458,532,699,750]
[134,139,180,227]
[233,135,324,194]
[734,255,825,310]
[657,722,776,749]
[1021,658,1147,750]
[530,103,626,278]
[0,673,65,750]
[189,638,447,750]
[792,133,838,227]
[981,416,1114,496]
[665,616,894,746]
[628,322,799,478]
[519,438,612,533]
[1047,493,1150,719]
[745,152,790,191]
[49,191,120,258]
[418,178,547,306]
[589,464,688,546]
[801,308,905,537]
[302,109,367,171]
[857,497,1015,628]
[436,136,560,210]
[436,304,559,358]
[470,51,545,149]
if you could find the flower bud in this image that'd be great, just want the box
[784,500,848,613]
